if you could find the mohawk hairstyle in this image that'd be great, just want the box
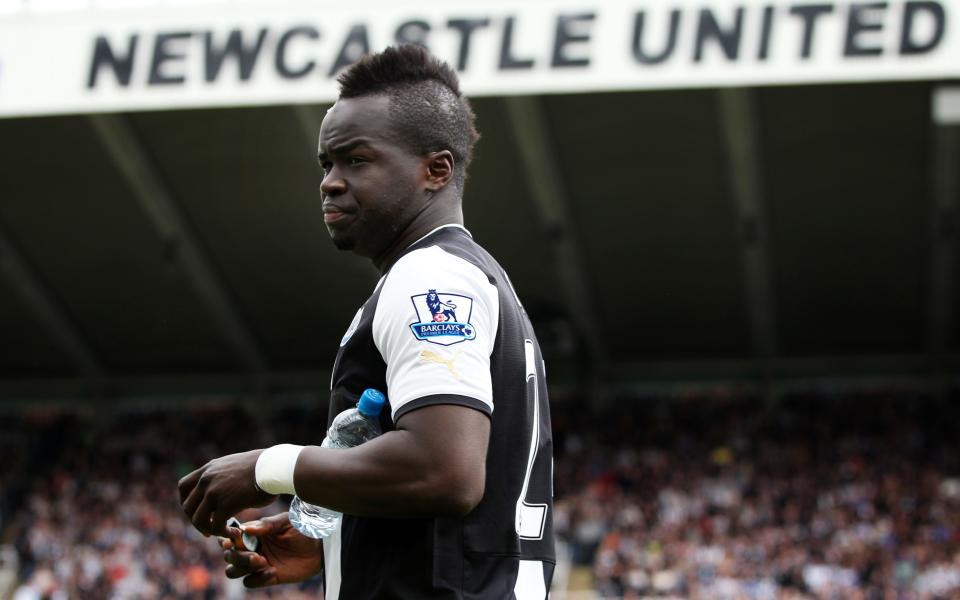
[337,45,480,193]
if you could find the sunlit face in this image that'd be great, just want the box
[317,95,428,260]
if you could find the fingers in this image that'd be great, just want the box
[191,494,217,537]
[225,564,248,580]
[224,548,273,587]
[209,507,232,538]
[224,549,269,572]
[218,525,244,550]
[225,525,242,543]
[238,520,269,536]
[178,468,202,505]
[181,479,205,522]
[238,516,282,537]
[226,563,275,585]
[243,568,279,588]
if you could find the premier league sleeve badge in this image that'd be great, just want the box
[409,289,477,346]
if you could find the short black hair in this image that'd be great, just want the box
[337,45,480,193]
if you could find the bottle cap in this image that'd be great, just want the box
[357,388,386,417]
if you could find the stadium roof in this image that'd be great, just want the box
[1,80,958,400]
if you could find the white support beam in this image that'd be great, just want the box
[718,88,778,361]
[88,114,268,375]
[929,123,958,357]
[503,96,606,368]
[933,87,960,126]
[0,224,105,380]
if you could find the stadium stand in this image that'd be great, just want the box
[553,389,960,599]
[1,387,958,599]
[2,405,328,600]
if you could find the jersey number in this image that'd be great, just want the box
[515,339,548,541]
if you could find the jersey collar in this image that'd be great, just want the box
[405,223,472,250]
[378,223,471,276]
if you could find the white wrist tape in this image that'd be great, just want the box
[255,444,304,495]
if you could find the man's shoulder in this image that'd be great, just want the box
[393,226,499,281]
[391,234,488,279]
[379,242,498,318]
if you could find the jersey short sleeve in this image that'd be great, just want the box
[372,245,500,422]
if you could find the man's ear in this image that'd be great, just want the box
[424,150,455,192]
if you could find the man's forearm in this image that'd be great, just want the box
[291,405,490,519]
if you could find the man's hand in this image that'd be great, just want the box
[220,514,324,588]
[179,449,276,537]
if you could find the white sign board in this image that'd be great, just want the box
[0,0,957,117]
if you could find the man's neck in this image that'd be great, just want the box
[372,204,464,273]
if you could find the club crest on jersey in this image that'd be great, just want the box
[409,289,476,346]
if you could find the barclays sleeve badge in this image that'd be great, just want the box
[409,289,476,346]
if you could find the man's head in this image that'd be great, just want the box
[338,45,479,192]
[318,45,479,263]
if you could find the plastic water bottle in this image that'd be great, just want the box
[288,388,386,539]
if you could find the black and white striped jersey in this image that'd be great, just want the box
[321,224,555,599]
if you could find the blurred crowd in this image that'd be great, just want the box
[2,388,959,599]
[3,403,330,600]
[552,390,960,599]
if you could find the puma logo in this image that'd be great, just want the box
[419,349,464,380]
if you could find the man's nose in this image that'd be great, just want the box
[320,171,346,196]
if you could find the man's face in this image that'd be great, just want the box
[317,95,426,259]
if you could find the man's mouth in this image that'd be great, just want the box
[324,210,347,224]
[323,205,352,225]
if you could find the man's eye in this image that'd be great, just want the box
[321,161,333,173]
[347,157,365,165]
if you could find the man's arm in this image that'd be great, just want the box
[180,402,490,536]
[294,403,490,518]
